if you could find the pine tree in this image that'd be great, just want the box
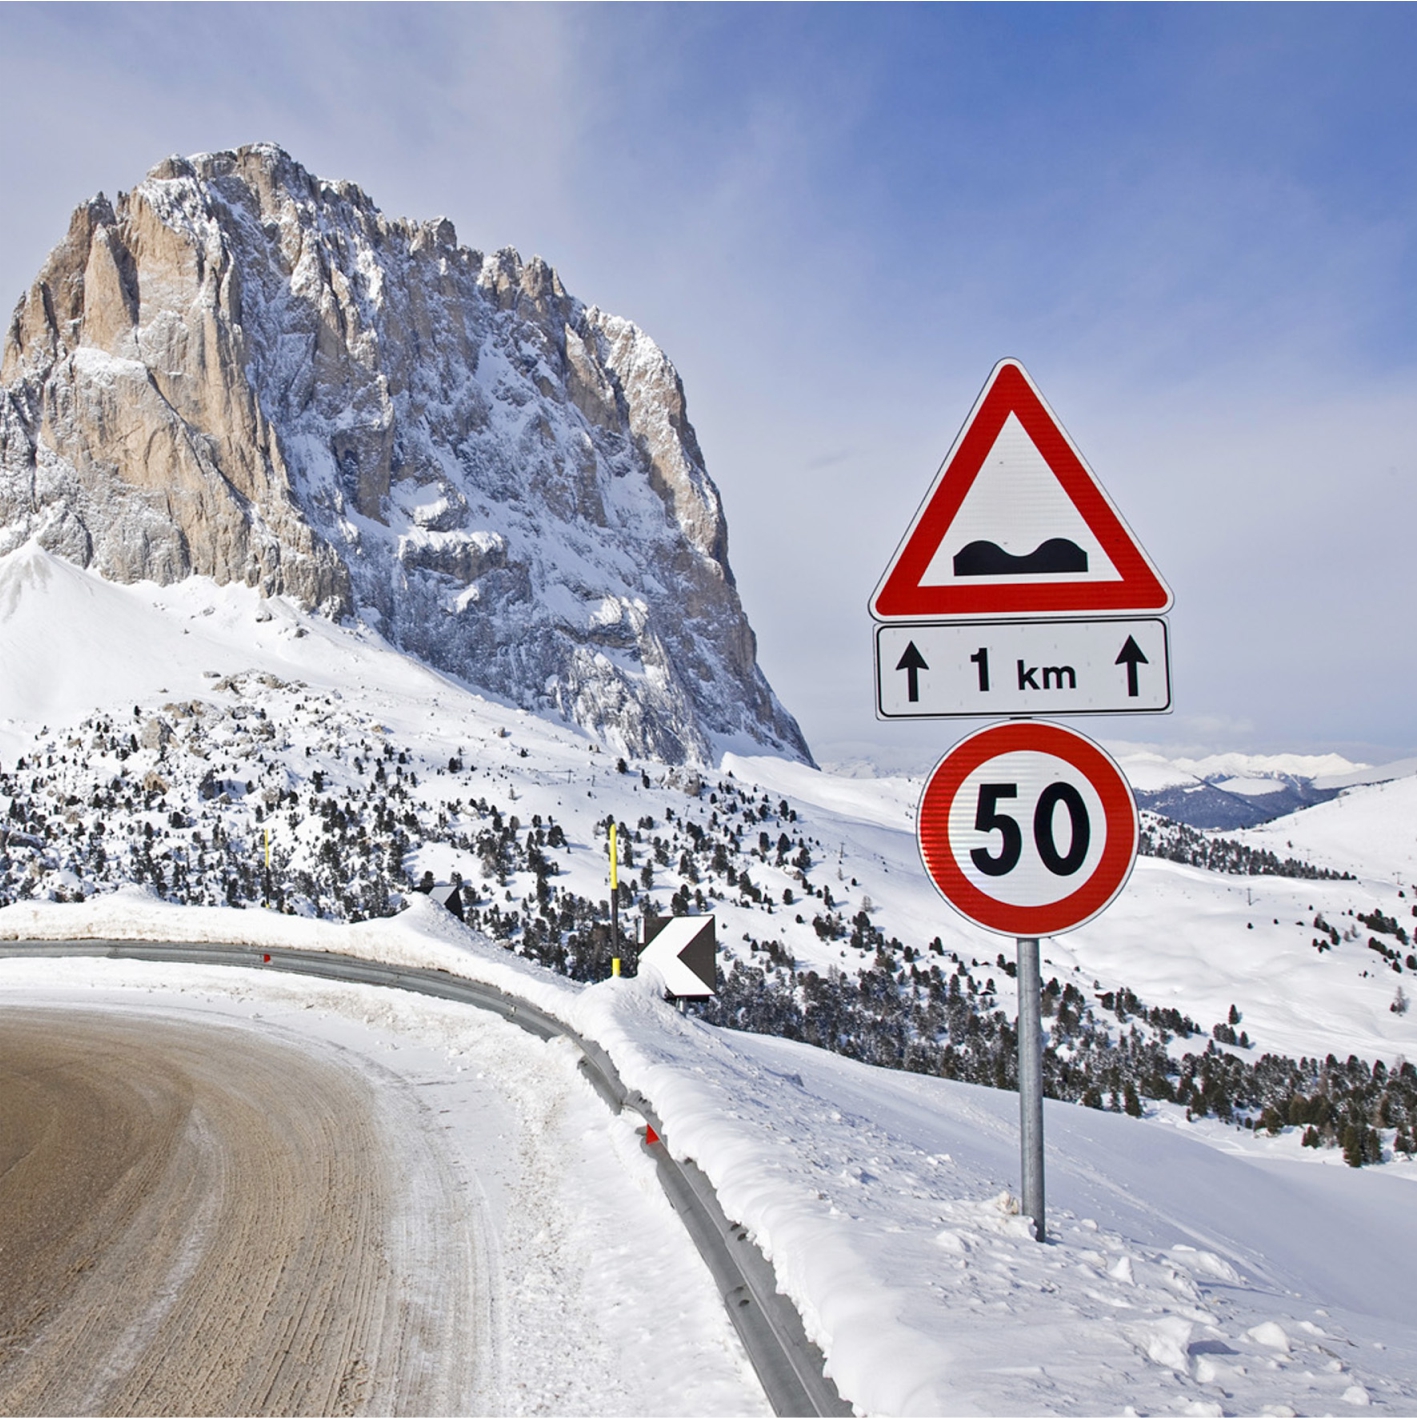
[1342,1124,1366,1168]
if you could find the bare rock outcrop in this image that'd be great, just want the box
[1,144,810,765]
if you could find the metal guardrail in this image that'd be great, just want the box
[0,939,852,1418]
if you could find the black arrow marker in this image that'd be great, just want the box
[1115,635,1148,697]
[895,641,929,702]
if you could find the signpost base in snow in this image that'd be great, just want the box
[1017,936,1046,1242]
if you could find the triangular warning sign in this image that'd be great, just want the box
[871,360,1172,619]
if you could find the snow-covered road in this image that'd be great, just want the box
[0,960,768,1416]
[4,898,1415,1416]
[0,1004,492,1415]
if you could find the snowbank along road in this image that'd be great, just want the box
[2,920,1415,1414]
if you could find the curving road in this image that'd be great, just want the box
[0,1007,486,1417]
[0,942,847,1417]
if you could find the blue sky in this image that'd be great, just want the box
[2,4,1413,766]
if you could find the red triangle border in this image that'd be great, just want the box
[872,361,1172,619]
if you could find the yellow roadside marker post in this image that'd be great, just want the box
[609,821,620,977]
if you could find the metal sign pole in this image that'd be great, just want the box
[1016,935,1045,1242]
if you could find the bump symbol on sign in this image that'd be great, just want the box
[953,536,1088,578]
[871,359,1172,620]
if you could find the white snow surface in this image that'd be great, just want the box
[1232,774,1417,887]
[0,540,460,760]
[3,536,1416,1412]
[0,538,1411,1076]
[1313,759,1417,792]
[4,895,1414,1416]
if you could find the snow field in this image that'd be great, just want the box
[720,749,1414,1064]
[4,922,1413,1415]
[1057,857,1415,1063]
[1234,774,1417,887]
[3,544,1417,1410]
[3,553,1415,1194]
[573,979,1417,1415]
[1,546,1409,1077]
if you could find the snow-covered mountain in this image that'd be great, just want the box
[4,144,1415,1418]
[1,539,1411,1089]
[0,143,808,766]
[1113,748,1404,829]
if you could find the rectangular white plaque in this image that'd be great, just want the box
[875,618,1171,717]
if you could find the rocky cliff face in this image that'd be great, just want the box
[1,144,810,765]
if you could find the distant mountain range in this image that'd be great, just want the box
[1131,775,1340,830]
[1115,749,1417,829]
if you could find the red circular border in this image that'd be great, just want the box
[917,721,1138,936]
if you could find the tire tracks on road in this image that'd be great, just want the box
[0,1007,485,1416]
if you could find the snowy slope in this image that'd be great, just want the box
[3,904,1413,1416]
[0,540,457,756]
[2,538,1412,1067]
[1232,772,1417,887]
[2,533,1415,1412]
[720,754,1414,1062]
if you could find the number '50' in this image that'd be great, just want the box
[971,783,1090,878]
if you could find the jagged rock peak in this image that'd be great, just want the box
[0,142,811,767]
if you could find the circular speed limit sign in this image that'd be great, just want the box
[917,721,1138,936]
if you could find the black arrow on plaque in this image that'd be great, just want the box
[895,641,929,702]
[1115,635,1149,697]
